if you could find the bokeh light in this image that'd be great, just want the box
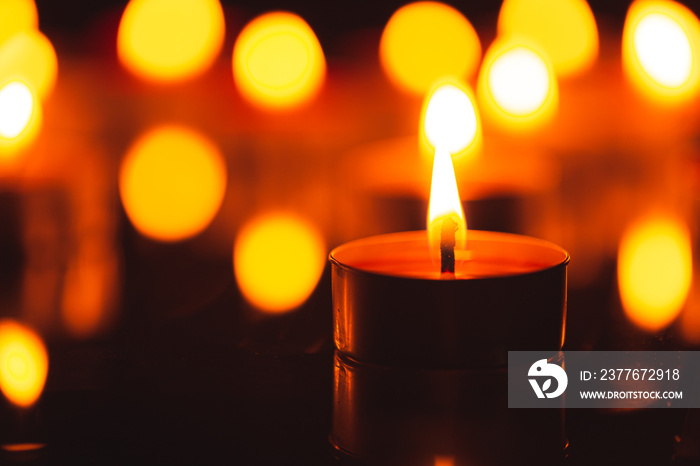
[635,14,692,87]
[498,0,598,78]
[434,457,455,466]
[0,320,48,408]
[623,0,700,103]
[477,41,558,131]
[234,213,325,313]
[0,30,58,99]
[618,216,692,332]
[380,2,481,95]
[119,125,227,242]
[0,0,37,44]
[0,80,41,157]
[421,81,480,159]
[0,81,33,139]
[233,12,325,110]
[61,255,116,339]
[487,47,550,115]
[117,0,225,83]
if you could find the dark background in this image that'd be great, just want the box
[2,1,700,464]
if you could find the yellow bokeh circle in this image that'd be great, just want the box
[498,0,598,78]
[119,125,227,242]
[0,320,48,408]
[234,213,325,313]
[233,12,325,110]
[0,0,37,44]
[380,1,481,95]
[618,216,692,332]
[117,0,225,82]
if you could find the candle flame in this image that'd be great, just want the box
[428,146,466,268]
[618,216,692,332]
[0,320,48,408]
[623,0,700,103]
[421,81,480,157]
[423,82,471,269]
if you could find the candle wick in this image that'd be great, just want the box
[440,216,456,278]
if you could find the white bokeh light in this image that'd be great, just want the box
[487,46,551,116]
[634,12,693,88]
[0,81,33,139]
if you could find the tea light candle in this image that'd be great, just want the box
[330,230,568,368]
[330,82,569,369]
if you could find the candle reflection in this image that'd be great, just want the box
[331,353,565,464]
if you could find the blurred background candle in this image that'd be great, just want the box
[0,320,48,457]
